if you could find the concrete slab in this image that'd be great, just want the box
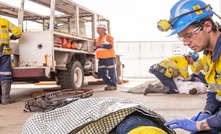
[0,77,206,134]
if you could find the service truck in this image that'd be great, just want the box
[0,0,121,90]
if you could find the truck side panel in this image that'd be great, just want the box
[19,31,54,67]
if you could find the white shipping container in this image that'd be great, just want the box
[115,41,190,78]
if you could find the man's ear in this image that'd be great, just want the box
[204,21,213,32]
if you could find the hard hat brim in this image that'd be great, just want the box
[96,27,107,30]
[167,22,192,37]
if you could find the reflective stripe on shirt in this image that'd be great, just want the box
[161,59,177,69]
[9,24,15,31]
[0,38,10,43]
[96,48,108,51]
[0,30,9,34]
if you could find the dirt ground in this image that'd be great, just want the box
[0,77,206,134]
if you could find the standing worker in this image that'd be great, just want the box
[157,0,221,133]
[145,52,198,94]
[0,17,22,104]
[94,23,117,90]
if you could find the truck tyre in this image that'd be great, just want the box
[59,61,84,90]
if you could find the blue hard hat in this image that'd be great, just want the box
[168,0,214,36]
[188,51,199,61]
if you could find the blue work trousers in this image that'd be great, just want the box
[98,58,117,87]
[153,69,177,94]
[0,52,12,82]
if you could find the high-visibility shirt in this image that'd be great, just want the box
[159,55,189,79]
[0,18,22,44]
[190,58,204,74]
[95,34,115,59]
[204,48,221,88]
[202,35,221,130]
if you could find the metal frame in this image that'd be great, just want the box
[0,0,111,79]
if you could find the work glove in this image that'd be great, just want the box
[195,77,201,82]
[189,77,201,82]
[188,76,197,82]
[191,112,211,121]
[149,64,156,74]
[10,35,19,40]
[164,118,198,132]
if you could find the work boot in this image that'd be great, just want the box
[161,86,170,94]
[105,86,117,91]
[144,84,170,95]
[189,88,198,95]
[1,81,15,105]
[104,85,110,90]
[144,84,157,95]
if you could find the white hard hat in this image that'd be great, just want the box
[97,23,107,30]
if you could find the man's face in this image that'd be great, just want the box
[177,25,210,52]
[96,28,105,35]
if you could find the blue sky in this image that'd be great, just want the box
[1,0,220,41]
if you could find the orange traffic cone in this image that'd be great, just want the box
[70,40,77,49]
[71,43,77,49]
[65,39,71,48]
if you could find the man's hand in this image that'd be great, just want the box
[164,118,198,132]
[10,35,19,40]
[95,42,102,48]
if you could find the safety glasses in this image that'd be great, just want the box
[177,26,203,41]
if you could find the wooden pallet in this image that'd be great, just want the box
[35,81,57,85]
[88,80,129,85]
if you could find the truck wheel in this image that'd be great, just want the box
[59,61,84,90]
